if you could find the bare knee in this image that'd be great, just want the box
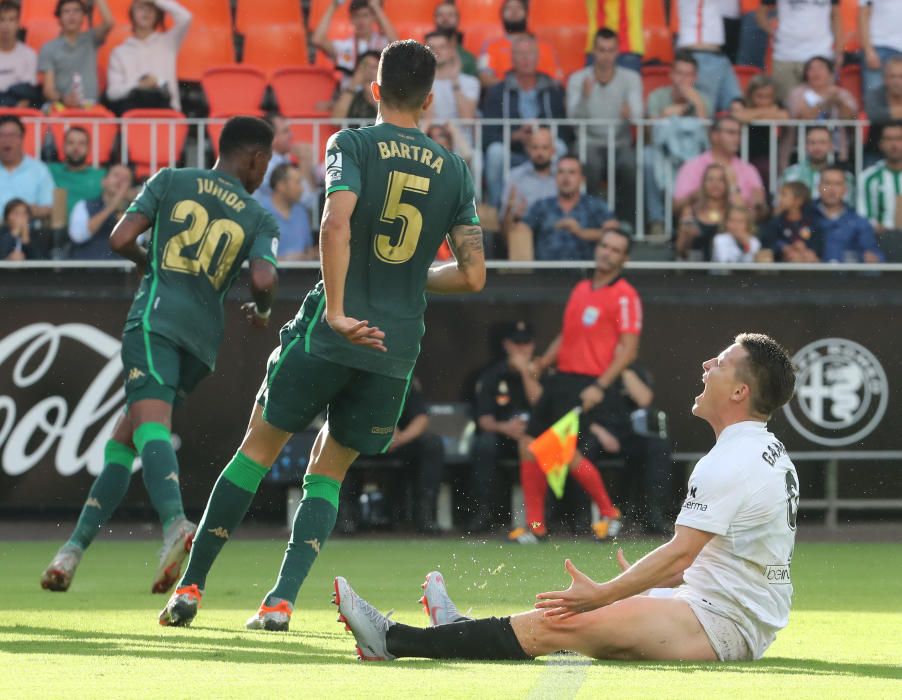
[306,426,358,481]
[238,406,291,467]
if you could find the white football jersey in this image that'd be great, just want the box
[675,420,799,659]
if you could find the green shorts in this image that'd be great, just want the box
[256,333,411,455]
[120,327,211,406]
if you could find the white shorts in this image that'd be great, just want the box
[686,602,753,662]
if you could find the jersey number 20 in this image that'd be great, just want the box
[374,170,430,264]
[162,200,246,290]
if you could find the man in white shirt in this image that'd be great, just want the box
[0,1,38,107]
[758,0,843,102]
[106,0,191,112]
[336,333,800,664]
[312,0,397,81]
[424,30,479,148]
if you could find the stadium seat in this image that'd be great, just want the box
[641,64,671,102]
[395,21,435,43]
[235,0,302,33]
[457,0,504,26]
[460,23,498,57]
[270,66,337,116]
[178,0,232,30]
[121,108,188,177]
[534,26,588,80]
[307,0,352,37]
[840,0,859,52]
[48,106,118,165]
[285,114,338,161]
[528,1,586,28]
[91,0,132,25]
[380,0,440,26]
[838,64,862,100]
[0,107,43,158]
[207,109,265,158]
[24,20,61,52]
[642,25,674,65]
[176,27,236,82]
[735,65,763,94]
[243,24,310,72]
[201,65,268,115]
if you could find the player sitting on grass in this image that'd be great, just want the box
[40,117,280,595]
[158,39,486,630]
[335,334,799,662]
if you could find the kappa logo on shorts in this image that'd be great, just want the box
[208,527,230,539]
[127,368,145,382]
[370,425,394,435]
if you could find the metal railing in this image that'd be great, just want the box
[17,115,873,240]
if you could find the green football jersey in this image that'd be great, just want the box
[287,123,479,379]
[124,167,280,369]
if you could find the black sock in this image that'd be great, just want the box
[385,617,531,660]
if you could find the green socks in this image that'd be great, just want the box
[180,451,269,590]
[67,440,136,551]
[134,422,185,529]
[266,474,341,606]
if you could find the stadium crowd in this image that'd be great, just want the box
[0,0,901,264]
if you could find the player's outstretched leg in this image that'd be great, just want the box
[420,571,470,626]
[247,425,356,632]
[160,404,289,627]
[569,454,622,540]
[41,414,137,592]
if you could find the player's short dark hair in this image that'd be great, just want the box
[780,180,811,204]
[594,28,618,44]
[673,50,698,70]
[0,114,24,134]
[734,333,796,417]
[55,0,86,17]
[218,116,274,158]
[269,162,297,191]
[378,40,436,111]
[0,1,20,17]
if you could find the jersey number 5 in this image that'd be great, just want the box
[374,170,430,264]
[162,200,246,290]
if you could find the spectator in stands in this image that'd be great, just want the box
[331,50,379,122]
[860,0,902,96]
[0,115,53,217]
[812,166,882,263]
[865,56,902,129]
[566,28,642,224]
[643,51,710,236]
[433,0,478,77]
[261,163,315,261]
[711,205,761,262]
[478,0,562,88]
[48,127,104,218]
[675,163,744,261]
[425,121,474,169]
[730,74,788,189]
[481,33,567,208]
[587,0,644,74]
[469,320,543,533]
[67,163,132,260]
[0,2,38,107]
[786,57,858,163]
[312,0,397,81]
[758,0,842,103]
[586,365,672,535]
[255,114,320,213]
[675,0,742,112]
[859,121,902,260]
[673,116,767,223]
[757,180,821,262]
[499,126,557,238]
[0,198,36,260]
[425,31,479,127]
[780,125,854,205]
[39,0,114,108]
[736,0,769,70]
[105,0,191,114]
[508,155,618,261]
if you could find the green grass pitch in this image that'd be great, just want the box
[1,537,900,699]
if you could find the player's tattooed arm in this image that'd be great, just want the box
[109,211,150,271]
[426,224,487,294]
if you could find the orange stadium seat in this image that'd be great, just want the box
[641,64,671,102]
[201,65,268,115]
[457,0,504,26]
[48,106,118,164]
[91,0,131,25]
[382,0,441,26]
[395,21,434,43]
[460,23,498,57]
[529,1,587,29]
[24,21,61,52]
[534,26,588,80]
[176,27,235,82]
[20,0,70,24]
[270,66,337,116]
[308,0,352,37]
[839,64,861,100]
[243,24,310,72]
[840,0,859,52]
[178,0,232,29]
[0,107,43,158]
[207,109,265,158]
[121,108,188,177]
[735,65,763,94]
[642,25,673,65]
[235,0,302,33]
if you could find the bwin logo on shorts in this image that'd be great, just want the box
[784,338,888,447]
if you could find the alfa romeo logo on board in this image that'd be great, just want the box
[783,338,888,447]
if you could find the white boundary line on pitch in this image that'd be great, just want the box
[526,652,592,700]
